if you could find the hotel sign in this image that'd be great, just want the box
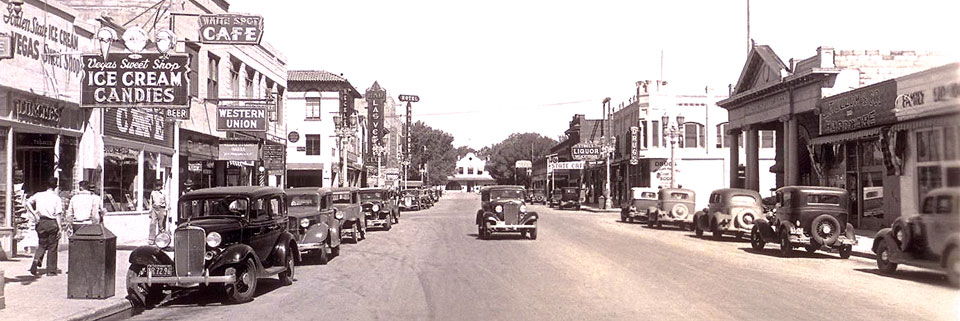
[80,53,190,108]
[819,80,897,135]
[198,14,264,45]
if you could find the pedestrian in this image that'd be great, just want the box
[25,177,63,276]
[182,179,195,195]
[66,180,105,232]
[149,179,168,245]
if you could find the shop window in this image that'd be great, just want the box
[468,168,474,175]
[639,121,648,149]
[948,167,960,187]
[305,98,321,120]
[458,167,464,174]
[683,123,704,148]
[945,126,958,160]
[917,166,942,201]
[761,130,775,148]
[186,44,200,97]
[230,60,241,98]
[917,129,942,162]
[103,146,140,212]
[207,54,219,100]
[651,120,660,147]
[717,123,732,148]
[245,67,255,98]
[305,135,322,155]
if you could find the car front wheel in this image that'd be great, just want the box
[947,248,959,287]
[779,229,793,258]
[126,264,163,308]
[224,258,258,304]
[750,226,765,251]
[712,221,722,241]
[876,242,898,273]
[695,219,704,237]
[279,247,295,285]
[529,227,538,240]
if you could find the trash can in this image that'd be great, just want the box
[68,225,116,299]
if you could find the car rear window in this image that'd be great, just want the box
[670,193,689,200]
[632,190,656,199]
[359,192,383,201]
[807,195,841,205]
[288,195,317,207]
[729,195,758,206]
[331,192,352,204]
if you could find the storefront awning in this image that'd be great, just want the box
[288,163,324,170]
[809,127,882,145]
[890,115,960,132]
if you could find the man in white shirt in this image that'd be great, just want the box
[67,180,105,231]
[25,177,63,276]
[149,179,168,244]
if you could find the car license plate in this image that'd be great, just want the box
[147,264,173,277]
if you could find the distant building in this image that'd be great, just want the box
[446,152,496,192]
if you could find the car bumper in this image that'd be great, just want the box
[625,210,649,219]
[487,223,536,231]
[298,242,325,251]
[788,234,858,246]
[655,214,693,224]
[129,273,236,286]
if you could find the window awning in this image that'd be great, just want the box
[809,127,882,145]
[890,115,960,132]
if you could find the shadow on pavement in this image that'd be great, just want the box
[683,234,750,243]
[853,268,955,288]
[296,252,335,266]
[158,278,286,308]
[737,247,840,259]
[466,233,532,241]
[4,274,40,285]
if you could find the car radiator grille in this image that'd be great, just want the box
[504,203,520,225]
[174,227,206,277]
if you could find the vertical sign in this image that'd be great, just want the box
[629,126,639,165]
[365,82,386,164]
[398,95,418,162]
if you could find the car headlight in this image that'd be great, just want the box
[300,218,310,228]
[495,205,503,213]
[372,204,381,212]
[335,210,344,220]
[155,232,171,248]
[520,205,527,213]
[206,232,222,247]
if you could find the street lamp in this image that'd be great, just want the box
[661,115,686,189]
[602,97,612,210]
[333,114,357,187]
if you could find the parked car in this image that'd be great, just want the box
[750,186,857,258]
[694,188,763,240]
[331,187,366,243]
[648,188,696,230]
[285,187,342,264]
[126,186,296,307]
[548,189,562,208]
[872,188,959,286]
[557,187,582,210]
[531,189,547,205]
[420,189,435,208]
[359,187,399,231]
[475,185,539,239]
[400,189,423,211]
[621,187,658,223]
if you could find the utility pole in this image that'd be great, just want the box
[602,97,612,210]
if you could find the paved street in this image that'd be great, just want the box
[127,192,958,321]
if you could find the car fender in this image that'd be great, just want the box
[482,212,500,224]
[754,218,777,240]
[328,225,341,247]
[273,231,300,264]
[872,228,894,253]
[129,245,174,266]
[693,210,706,229]
[208,243,263,273]
[779,220,797,236]
[521,212,539,225]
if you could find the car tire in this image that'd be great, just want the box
[946,248,959,287]
[384,216,392,231]
[804,242,820,254]
[224,258,258,304]
[647,215,656,228]
[810,214,841,246]
[317,244,331,265]
[529,227,538,240]
[620,212,626,222]
[279,247,295,286]
[126,264,164,308]
[838,245,852,259]
[876,242,898,273]
[331,242,340,257]
[712,220,722,241]
[779,229,793,258]
[695,219,704,237]
[750,226,765,251]
[350,224,360,244]
[678,222,686,231]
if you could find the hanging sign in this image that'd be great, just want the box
[572,143,602,161]
[198,14,264,45]
[103,108,174,148]
[80,53,190,108]
[148,107,189,120]
[262,144,285,170]
[216,106,267,131]
[549,161,585,170]
[218,141,259,161]
[819,79,897,134]
[629,126,639,165]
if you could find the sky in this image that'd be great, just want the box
[230,0,958,149]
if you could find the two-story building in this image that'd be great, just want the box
[446,152,495,192]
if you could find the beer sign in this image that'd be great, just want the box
[217,106,267,132]
[198,14,264,45]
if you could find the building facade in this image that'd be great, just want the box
[446,152,495,192]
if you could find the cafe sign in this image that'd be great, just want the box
[894,63,960,121]
[217,106,267,132]
[198,14,264,45]
[548,161,585,171]
[80,53,190,108]
[819,79,897,135]
[103,108,174,148]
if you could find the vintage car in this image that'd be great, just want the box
[694,188,763,240]
[531,190,547,205]
[750,186,857,258]
[621,187,659,223]
[557,187,582,210]
[126,187,296,307]
[331,188,366,243]
[359,187,399,231]
[475,185,539,239]
[285,188,342,264]
[648,188,696,230]
[420,189,435,208]
[548,189,562,208]
[872,188,959,286]
[400,189,423,211]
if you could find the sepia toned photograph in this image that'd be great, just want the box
[0,0,957,320]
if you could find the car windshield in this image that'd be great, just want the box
[180,196,249,219]
[490,190,524,200]
[359,192,384,201]
[670,192,689,200]
[287,194,317,208]
[563,189,578,195]
[729,195,758,206]
[807,194,841,205]
[632,190,656,199]
[331,192,352,204]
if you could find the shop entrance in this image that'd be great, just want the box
[15,133,56,194]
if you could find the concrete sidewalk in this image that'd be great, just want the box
[0,241,145,321]
[578,203,620,213]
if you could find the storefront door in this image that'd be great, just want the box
[15,134,56,194]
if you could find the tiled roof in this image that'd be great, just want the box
[287,70,347,82]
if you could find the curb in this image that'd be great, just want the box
[580,207,620,213]
[63,298,133,321]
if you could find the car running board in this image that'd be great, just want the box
[262,266,287,276]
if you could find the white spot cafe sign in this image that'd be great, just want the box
[198,14,264,45]
[217,106,267,132]
[81,53,189,108]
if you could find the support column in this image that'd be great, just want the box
[774,125,784,188]
[728,130,740,188]
[785,117,800,186]
[745,128,760,191]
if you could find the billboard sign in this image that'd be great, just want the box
[80,53,190,108]
[198,14,264,45]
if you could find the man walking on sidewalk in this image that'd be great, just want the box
[66,181,104,232]
[25,177,63,276]
[148,179,168,244]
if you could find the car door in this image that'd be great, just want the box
[249,196,284,261]
[920,194,957,255]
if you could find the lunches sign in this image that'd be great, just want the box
[80,53,189,108]
[217,106,267,132]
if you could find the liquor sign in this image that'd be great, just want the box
[218,141,259,161]
[894,63,960,121]
[80,53,190,108]
[262,144,285,170]
[571,143,602,161]
[0,32,11,59]
[819,79,897,135]
[629,126,639,165]
[398,94,420,102]
[216,106,267,132]
[198,14,264,45]
[103,108,174,148]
